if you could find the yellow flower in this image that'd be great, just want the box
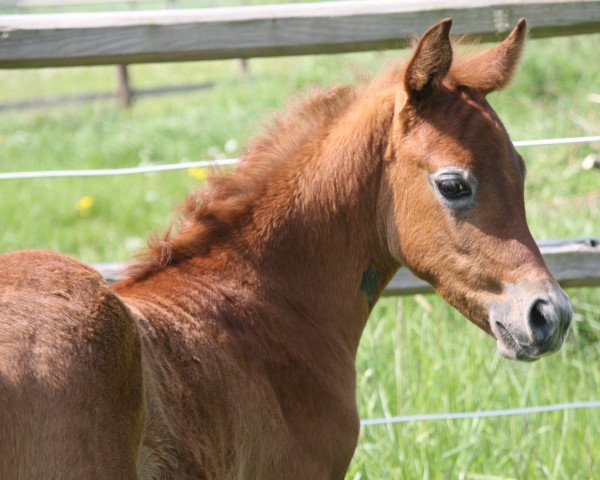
[187,167,209,181]
[0,133,5,144]
[75,195,95,217]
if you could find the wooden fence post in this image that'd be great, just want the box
[238,0,249,74]
[116,64,132,107]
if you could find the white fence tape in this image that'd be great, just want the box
[512,135,600,147]
[360,400,600,426]
[1,136,599,181]
[0,158,239,180]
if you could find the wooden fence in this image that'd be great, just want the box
[2,0,600,68]
[1,0,599,294]
[94,239,600,295]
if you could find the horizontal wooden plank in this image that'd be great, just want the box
[94,238,600,295]
[386,238,600,295]
[15,0,152,7]
[2,0,600,68]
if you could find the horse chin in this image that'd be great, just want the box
[494,336,540,362]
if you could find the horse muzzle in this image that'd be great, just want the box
[489,280,572,361]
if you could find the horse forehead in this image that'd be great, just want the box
[419,91,512,170]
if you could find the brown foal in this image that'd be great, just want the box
[0,19,571,479]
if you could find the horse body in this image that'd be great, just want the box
[0,249,365,479]
[1,19,572,479]
[121,261,362,479]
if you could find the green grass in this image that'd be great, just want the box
[1,33,599,478]
[353,295,600,479]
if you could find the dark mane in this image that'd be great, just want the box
[126,83,360,281]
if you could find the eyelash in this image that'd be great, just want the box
[430,168,478,212]
[436,178,472,199]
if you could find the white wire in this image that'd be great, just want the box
[0,158,239,180]
[513,135,600,147]
[360,400,600,426]
[1,136,599,181]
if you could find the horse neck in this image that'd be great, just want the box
[244,90,397,352]
[118,88,398,356]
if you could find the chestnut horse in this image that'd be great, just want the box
[0,19,572,479]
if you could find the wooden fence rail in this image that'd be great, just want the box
[2,0,600,68]
[94,238,600,295]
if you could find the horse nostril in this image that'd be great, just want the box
[528,299,556,342]
[529,300,546,328]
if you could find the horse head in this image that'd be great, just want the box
[381,19,572,360]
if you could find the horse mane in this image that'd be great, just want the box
[123,39,489,283]
[126,83,361,281]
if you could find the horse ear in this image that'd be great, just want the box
[450,19,527,94]
[403,18,453,100]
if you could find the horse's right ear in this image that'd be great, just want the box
[403,18,453,102]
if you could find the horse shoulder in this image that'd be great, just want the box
[122,279,359,479]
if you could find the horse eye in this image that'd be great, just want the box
[436,178,471,198]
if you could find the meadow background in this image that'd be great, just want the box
[0,7,599,477]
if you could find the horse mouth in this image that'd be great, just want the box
[493,321,541,362]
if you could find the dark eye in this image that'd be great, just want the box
[436,178,472,198]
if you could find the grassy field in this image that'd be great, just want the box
[1,30,599,478]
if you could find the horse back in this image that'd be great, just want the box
[0,250,144,479]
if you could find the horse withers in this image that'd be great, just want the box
[0,18,571,480]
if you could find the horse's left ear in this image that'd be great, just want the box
[451,19,528,94]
